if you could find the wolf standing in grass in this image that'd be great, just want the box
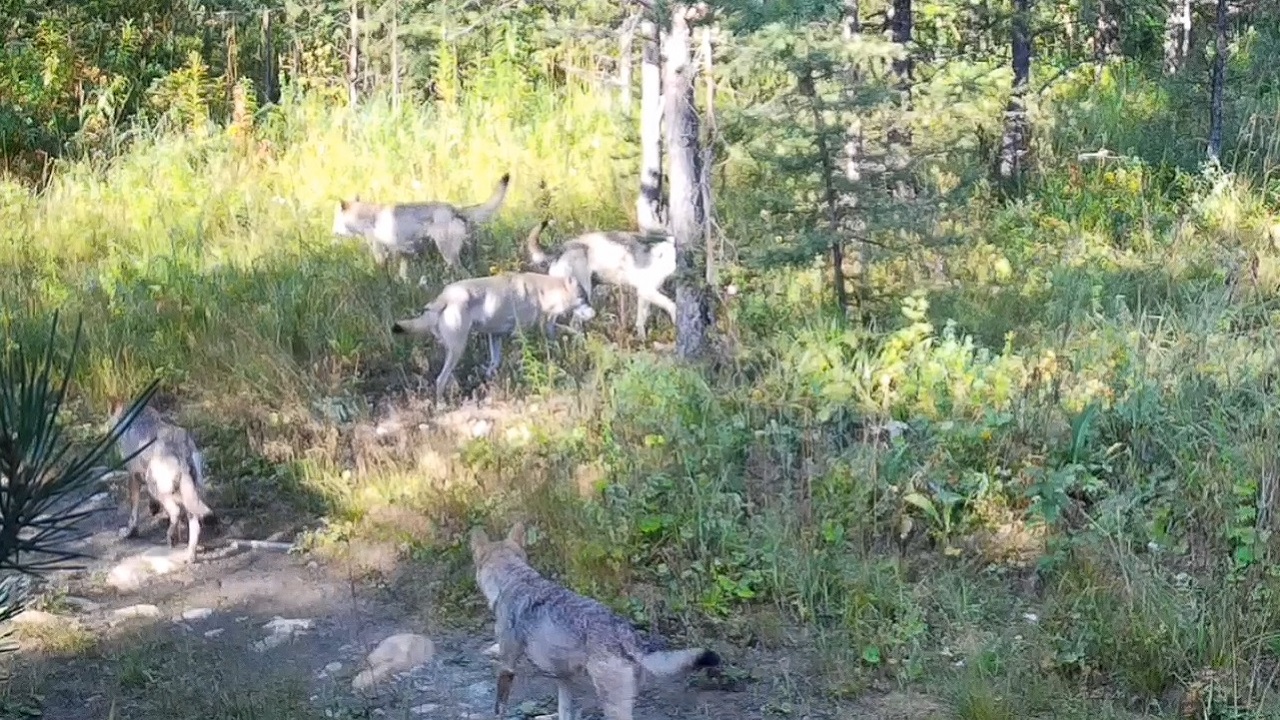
[331,172,511,280]
[524,220,677,339]
[110,400,213,563]
[470,522,720,720]
[391,225,597,404]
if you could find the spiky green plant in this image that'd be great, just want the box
[0,310,158,636]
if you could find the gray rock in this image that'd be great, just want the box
[112,604,161,620]
[61,596,101,613]
[10,609,60,625]
[107,547,185,592]
[351,633,435,691]
[182,607,214,621]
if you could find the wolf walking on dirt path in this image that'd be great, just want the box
[109,401,215,563]
[470,522,721,720]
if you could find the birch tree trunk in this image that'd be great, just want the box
[1163,0,1192,75]
[619,13,639,113]
[637,17,666,233]
[664,3,714,359]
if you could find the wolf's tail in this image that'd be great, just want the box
[390,302,444,338]
[460,173,511,224]
[638,647,721,678]
[179,470,214,520]
[525,218,553,265]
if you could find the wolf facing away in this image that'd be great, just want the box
[470,522,721,720]
[525,219,677,339]
[332,172,511,280]
[390,244,596,404]
[109,400,214,563]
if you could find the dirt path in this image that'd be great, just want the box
[2,493,788,720]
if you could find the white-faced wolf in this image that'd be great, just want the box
[332,172,511,280]
[391,227,596,403]
[524,218,676,339]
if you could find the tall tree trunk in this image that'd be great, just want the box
[997,0,1032,182]
[700,24,718,287]
[637,17,665,232]
[1163,0,1192,75]
[799,65,849,316]
[886,0,913,198]
[664,3,714,359]
[1207,0,1227,163]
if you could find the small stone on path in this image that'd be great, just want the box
[182,607,214,621]
[10,610,60,625]
[107,547,185,592]
[112,604,161,621]
[351,633,435,691]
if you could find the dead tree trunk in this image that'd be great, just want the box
[700,24,717,287]
[637,17,666,232]
[1207,0,1227,163]
[1163,0,1192,75]
[665,3,714,360]
[997,0,1032,182]
[347,0,360,107]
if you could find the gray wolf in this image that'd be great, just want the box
[525,219,677,339]
[391,243,596,404]
[332,172,511,280]
[108,400,214,563]
[470,522,721,720]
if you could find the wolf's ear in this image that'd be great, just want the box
[506,521,527,547]
[338,199,350,211]
[469,526,490,551]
